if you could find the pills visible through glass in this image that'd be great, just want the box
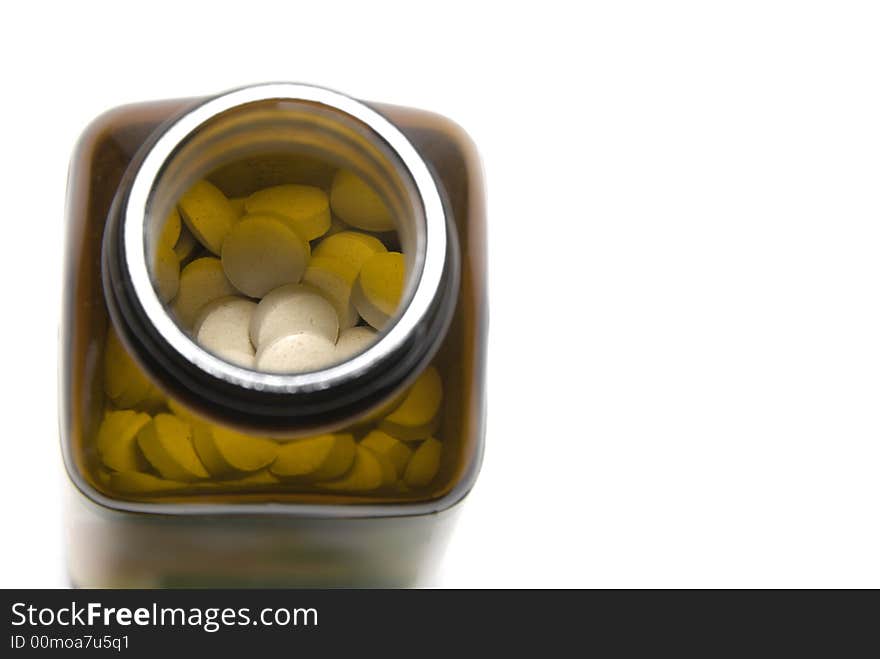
[96,156,446,500]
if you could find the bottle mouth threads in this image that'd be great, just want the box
[103,83,460,434]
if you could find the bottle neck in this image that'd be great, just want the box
[102,84,459,435]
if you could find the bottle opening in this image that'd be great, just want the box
[110,84,455,432]
[141,95,425,378]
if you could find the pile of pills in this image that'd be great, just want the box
[156,170,406,372]
[98,330,445,496]
[95,166,445,497]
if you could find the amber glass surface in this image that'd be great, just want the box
[61,96,487,511]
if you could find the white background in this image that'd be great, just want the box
[2,1,879,588]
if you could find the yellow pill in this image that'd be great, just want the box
[329,170,395,232]
[166,397,208,429]
[249,284,338,349]
[360,430,412,478]
[302,256,359,329]
[352,251,405,330]
[159,208,182,250]
[255,332,338,374]
[152,242,180,303]
[318,445,395,492]
[193,296,256,368]
[403,437,442,487]
[173,224,198,262]
[221,213,311,298]
[335,326,378,361]
[96,410,151,472]
[136,414,209,481]
[103,327,165,410]
[380,366,443,441]
[177,180,238,255]
[313,230,387,272]
[244,184,331,241]
[192,424,277,477]
[109,471,188,495]
[270,433,355,481]
[171,257,238,329]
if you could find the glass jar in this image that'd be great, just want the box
[61,83,487,587]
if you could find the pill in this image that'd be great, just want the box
[152,242,180,303]
[192,424,277,477]
[159,208,182,250]
[221,213,311,297]
[193,296,256,367]
[403,437,442,487]
[254,332,338,373]
[109,471,187,495]
[313,230,387,272]
[270,433,355,481]
[302,256,359,329]
[173,224,198,262]
[359,430,412,478]
[351,251,405,330]
[177,180,238,255]
[249,284,338,349]
[335,326,378,361]
[171,257,238,329]
[244,184,331,241]
[103,327,165,410]
[96,410,151,473]
[136,413,209,481]
[329,170,395,232]
[318,444,395,492]
[379,366,443,441]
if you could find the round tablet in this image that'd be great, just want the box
[313,230,387,272]
[159,208,181,250]
[96,410,152,473]
[302,256,359,329]
[318,445,396,492]
[221,213,310,297]
[351,251,405,330]
[254,332,338,374]
[270,433,355,481]
[177,180,238,255]
[244,184,331,241]
[172,257,238,329]
[360,430,412,478]
[194,296,256,367]
[335,326,378,361]
[192,424,277,477]
[403,437,442,487]
[135,414,209,481]
[249,284,338,349]
[379,366,443,441]
[152,242,180,303]
[329,170,396,231]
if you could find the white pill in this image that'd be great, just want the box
[194,296,256,367]
[335,327,378,361]
[249,284,339,349]
[255,332,338,373]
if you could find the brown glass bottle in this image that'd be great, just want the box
[61,84,487,587]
